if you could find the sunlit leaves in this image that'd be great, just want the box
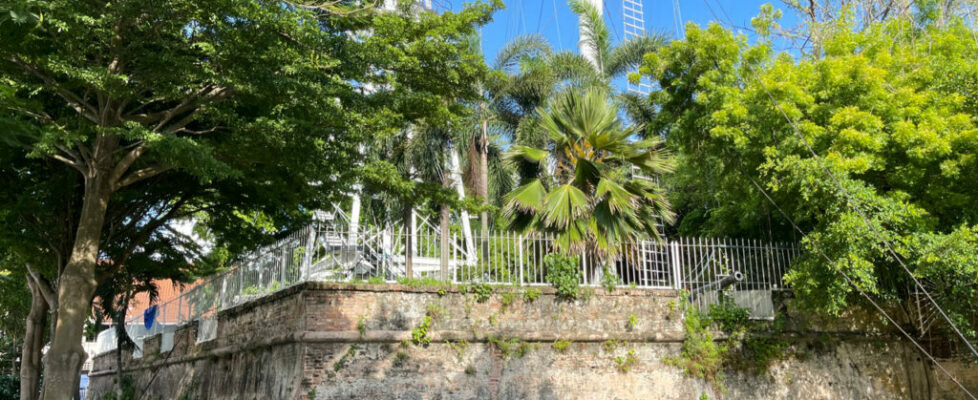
[644,16,978,333]
[504,88,673,258]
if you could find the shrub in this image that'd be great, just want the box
[626,313,638,330]
[544,253,580,300]
[522,288,541,302]
[707,297,750,334]
[397,277,449,287]
[357,314,368,337]
[500,292,516,312]
[470,283,493,303]
[367,276,385,284]
[601,266,618,291]
[411,316,433,346]
[552,339,572,353]
[614,349,639,372]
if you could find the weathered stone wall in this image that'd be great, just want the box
[87,283,978,400]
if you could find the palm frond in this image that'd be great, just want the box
[541,184,588,228]
[493,33,552,71]
[504,179,547,214]
[548,51,606,89]
[568,0,611,73]
[605,33,669,79]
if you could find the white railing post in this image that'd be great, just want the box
[518,233,525,285]
[301,224,316,281]
[670,239,682,290]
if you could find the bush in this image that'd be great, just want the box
[601,265,618,291]
[707,297,750,334]
[411,316,433,346]
[0,374,19,400]
[552,339,572,353]
[469,283,493,302]
[522,288,541,302]
[543,253,580,300]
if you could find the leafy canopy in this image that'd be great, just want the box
[505,88,674,258]
[643,16,978,336]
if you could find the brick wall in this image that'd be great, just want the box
[87,282,977,400]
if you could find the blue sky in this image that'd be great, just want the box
[441,0,800,88]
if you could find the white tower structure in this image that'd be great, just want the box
[577,0,604,69]
[622,0,652,95]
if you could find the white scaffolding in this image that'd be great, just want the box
[622,0,653,95]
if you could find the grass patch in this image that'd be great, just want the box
[552,339,572,353]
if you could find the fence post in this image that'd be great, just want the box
[518,233,525,285]
[670,239,682,290]
[279,245,287,288]
[301,224,316,281]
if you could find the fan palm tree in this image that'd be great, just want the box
[503,88,674,267]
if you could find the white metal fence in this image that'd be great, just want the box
[97,223,799,355]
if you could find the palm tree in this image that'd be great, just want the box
[503,88,674,268]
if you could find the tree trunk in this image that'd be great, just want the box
[21,277,48,400]
[478,120,490,260]
[114,290,132,398]
[42,174,113,400]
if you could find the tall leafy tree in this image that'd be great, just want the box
[642,17,978,338]
[504,88,674,267]
[0,1,498,398]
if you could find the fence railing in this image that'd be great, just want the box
[99,223,800,356]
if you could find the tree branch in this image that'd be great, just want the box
[115,164,172,189]
[25,263,58,309]
[109,143,148,186]
[7,57,100,123]
[51,153,85,173]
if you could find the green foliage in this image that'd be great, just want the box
[552,339,572,353]
[522,288,541,302]
[333,345,358,372]
[664,304,727,393]
[446,339,469,361]
[626,313,639,330]
[740,336,790,375]
[469,283,493,303]
[613,349,639,373]
[602,339,621,353]
[411,316,433,346]
[241,286,260,296]
[487,312,499,327]
[499,291,517,312]
[601,266,619,292]
[707,298,750,334]
[357,314,368,338]
[367,276,386,285]
[504,88,675,258]
[102,375,136,400]
[0,0,501,394]
[488,336,533,359]
[579,287,595,302]
[426,303,447,322]
[0,374,18,400]
[644,16,978,335]
[543,253,580,300]
[392,352,410,369]
[396,277,450,287]
[666,292,792,393]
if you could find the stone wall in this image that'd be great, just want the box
[87,282,978,400]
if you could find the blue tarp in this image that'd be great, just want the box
[144,305,158,330]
